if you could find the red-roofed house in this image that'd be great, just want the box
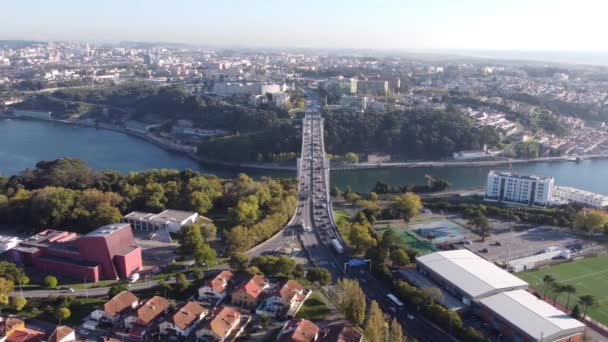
[198,270,234,305]
[231,275,269,308]
[48,326,75,342]
[159,301,208,338]
[277,318,320,342]
[196,307,243,342]
[91,291,139,324]
[125,296,171,340]
[258,279,310,317]
[6,328,45,342]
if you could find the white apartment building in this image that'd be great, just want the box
[485,171,554,206]
[551,186,608,208]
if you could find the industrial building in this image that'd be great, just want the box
[416,250,529,305]
[478,290,585,342]
[485,170,554,206]
[7,223,142,282]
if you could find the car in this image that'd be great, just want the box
[480,248,489,253]
[407,314,415,320]
[65,288,75,293]
[79,329,90,336]
[151,267,162,274]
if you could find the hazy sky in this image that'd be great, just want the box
[2,0,607,51]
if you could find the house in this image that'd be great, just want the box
[196,307,242,342]
[277,318,320,342]
[231,275,269,308]
[48,326,75,342]
[125,296,170,339]
[159,301,208,337]
[5,328,45,342]
[123,209,206,234]
[259,280,310,317]
[198,270,234,305]
[0,317,25,340]
[91,291,139,324]
[321,325,363,342]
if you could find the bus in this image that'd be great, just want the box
[387,293,404,308]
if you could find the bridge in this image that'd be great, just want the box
[246,92,455,342]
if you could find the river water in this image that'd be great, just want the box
[2,119,607,195]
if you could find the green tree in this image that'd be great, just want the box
[348,222,377,255]
[369,192,379,202]
[54,307,71,324]
[390,249,410,267]
[43,276,58,288]
[193,268,204,280]
[574,210,608,232]
[562,284,577,311]
[90,202,122,227]
[193,243,217,266]
[468,212,490,242]
[389,318,405,342]
[364,300,386,342]
[344,152,359,164]
[542,275,555,298]
[392,192,422,221]
[176,273,190,293]
[228,252,250,271]
[306,267,332,286]
[571,304,582,319]
[335,278,366,325]
[108,283,128,299]
[178,224,204,255]
[11,296,27,311]
[578,295,598,318]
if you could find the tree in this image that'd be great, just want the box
[200,222,217,242]
[468,212,490,242]
[193,268,205,280]
[422,287,443,304]
[562,284,577,311]
[54,307,71,324]
[176,273,190,293]
[178,224,204,255]
[389,318,405,342]
[90,202,122,227]
[571,304,582,319]
[578,295,598,318]
[330,186,342,198]
[348,222,377,255]
[229,252,250,271]
[11,296,27,311]
[369,192,379,202]
[43,276,58,288]
[574,210,608,232]
[390,249,410,267]
[345,192,361,205]
[364,300,386,342]
[306,267,332,286]
[542,275,555,298]
[344,152,359,164]
[392,193,422,221]
[108,283,128,299]
[335,279,366,325]
[193,243,217,266]
[552,283,565,306]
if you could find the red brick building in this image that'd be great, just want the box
[8,223,142,282]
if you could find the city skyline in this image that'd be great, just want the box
[2,0,608,52]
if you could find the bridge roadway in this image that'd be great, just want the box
[247,95,455,342]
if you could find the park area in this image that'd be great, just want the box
[517,255,608,325]
[374,220,437,255]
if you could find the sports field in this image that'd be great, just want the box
[376,227,437,255]
[517,255,608,325]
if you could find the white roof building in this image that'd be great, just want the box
[479,290,585,342]
[416,250,528,303]
[551,186,608,208]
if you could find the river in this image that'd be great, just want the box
[2,119,607,195]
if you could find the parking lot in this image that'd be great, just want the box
[408,218,478,245]
[465,226,596,263]
[134,233,179,269]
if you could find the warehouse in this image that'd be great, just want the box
[416,250,528,305]
[478,290,585,342]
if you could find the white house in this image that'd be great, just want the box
[198,270,234,306]
[90,291,139,324]
[159,301,208,337]
[123,209,207,233]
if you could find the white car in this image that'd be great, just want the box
[407,314,415,320]
[79,329,90,336]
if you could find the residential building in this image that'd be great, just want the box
[48,326,75,342]
[5,328,45,342]
[356,80,388,96]
[198,270,234,305]
[231,275,270,308]
[551,186,608,208]
[258,280,310,318]
[123,209,203,233]
[277,318,320,342]
[478,290,585,342]
[125,296,171,340]
[0,317,25,340]
[8,223,142,282]
[416,250,529,305]
[340,95,367,113]
[325,76,357,95]
[159,301,208,337]
[90,291,140,324]
[321,325,363,342]
[196,307,242,342]
[485,170,554,206]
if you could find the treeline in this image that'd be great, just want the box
[15,83,291,132]
[0,158,297,239]
[370,179,451,194]
[323,109,501,159]
[197,123,301,162]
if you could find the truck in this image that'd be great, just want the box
[331,238,344,254]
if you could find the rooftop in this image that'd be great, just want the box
[170,301,207,330]
[209,307,241,339]
[104,291,139,318]
[85,223,130,237]
[417,250,528,299]
[489,170,554,182]
[479,290,585,341]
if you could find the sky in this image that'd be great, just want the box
[1,0,607,51]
